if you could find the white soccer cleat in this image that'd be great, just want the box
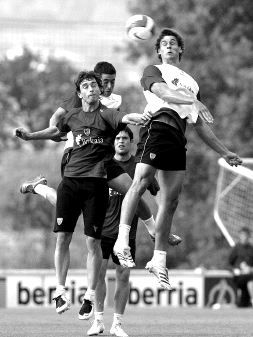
[52,293,71,314]
[145,261,172,290]
[87,319,105,336]
[113,244,135,268]
[110,323,129,337]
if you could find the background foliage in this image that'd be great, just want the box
[0,0,252,270]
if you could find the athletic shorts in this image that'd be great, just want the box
[101,236,136,265]
[54,177,109,239]
[61,150,124,181]
[135,121,187,171]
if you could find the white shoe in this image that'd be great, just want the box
[87,320,105,336]
[145,261,172,290]
[52,293,71,314]
[113,244,135,268]
[110,323,129,337]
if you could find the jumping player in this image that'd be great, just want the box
[113,28,242,289]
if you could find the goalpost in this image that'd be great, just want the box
[214,158,253,247]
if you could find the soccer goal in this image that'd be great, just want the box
[214,158,253,246]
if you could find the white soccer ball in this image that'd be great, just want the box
[126,14,155,41]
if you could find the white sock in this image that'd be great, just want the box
[117,224,131,246]
[142,215,155,236]
[113,313,123,325]
[94,311,104,321]
[84,288,95,301]
[34,184,57,206]
[153,250,166,268]
[55,284,65,297]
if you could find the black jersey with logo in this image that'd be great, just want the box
[58,103,126,178]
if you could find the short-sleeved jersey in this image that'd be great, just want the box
[102,156,138,239]
[58,103,126,178]
[141,64,200,124]
[60,93,122,150]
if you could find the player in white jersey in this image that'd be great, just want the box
[113,28,242,289]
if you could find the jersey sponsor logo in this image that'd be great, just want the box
[150,153,156,160]
[109,188,121,197]
[57,218,63,226]
[75,134,103,147]
[83,128,90,136]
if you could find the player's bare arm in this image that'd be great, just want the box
[193,116,242,167]
[151,82,196,105]
[122,113,150,125]
[49,106,67,127]
[14,125,62,141]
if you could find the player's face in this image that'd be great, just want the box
[78,78,101,104]
[101,73,116,97]
[114,131,132,155]
[158,35,182,63]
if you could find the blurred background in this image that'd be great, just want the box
[0,0,252,271]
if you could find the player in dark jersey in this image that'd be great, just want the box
[87,127,136,337]
[15,70,150,320]
[113,28,242,289]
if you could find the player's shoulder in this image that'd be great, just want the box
[64,107,83,120]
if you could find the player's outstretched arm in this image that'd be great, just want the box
[121,113,150,125]
[151,82,196,105]
[193,117,242,167]
[14,125,62,141]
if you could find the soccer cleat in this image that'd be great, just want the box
[113,245,135,268]
[78,299,94,320]
[52,293,70,314]
[87,320,105,336]
[150,233,182,246]
[110,323,129,337]
[20,175,47,194]
[145,261,172,290]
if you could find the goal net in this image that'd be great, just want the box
[214,158,253,246]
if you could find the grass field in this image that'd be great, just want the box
[1,306,253,337]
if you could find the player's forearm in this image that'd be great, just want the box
[121,113,145,125]
[194,119,229,156]
[26,126,61,140]
[152,83,195,105]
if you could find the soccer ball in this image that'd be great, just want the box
[126,14,155,41]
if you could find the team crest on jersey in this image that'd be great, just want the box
[150,153,156,160]
[83,128,90,136]
[57,218,63,225]
[172,78,179,86]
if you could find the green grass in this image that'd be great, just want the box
[1,306,253,337]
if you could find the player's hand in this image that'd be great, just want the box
[13,127,30,141]
[51,132,68,142]
[141,110,152,126]
[223,152,243,167]
[194,101,214,124]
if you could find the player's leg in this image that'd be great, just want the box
[246,279,253,306]
[113,163,155,267]
[110,238,134,337]
[53,177,80,314]
[87,257,108,336]
[79,178,108,320]
[146,170,185,290]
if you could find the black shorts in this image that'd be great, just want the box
[54,177,109,239]
[106,158,125,182]
[135,121,187,171]
[101,236,136,265]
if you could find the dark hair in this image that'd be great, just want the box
[116,126,134,141]
[155,28,185,62]
[94,62,116,75]
[74,70,103,93]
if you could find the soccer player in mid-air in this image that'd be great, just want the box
[113,28,242,289]
[15,70,150,320]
